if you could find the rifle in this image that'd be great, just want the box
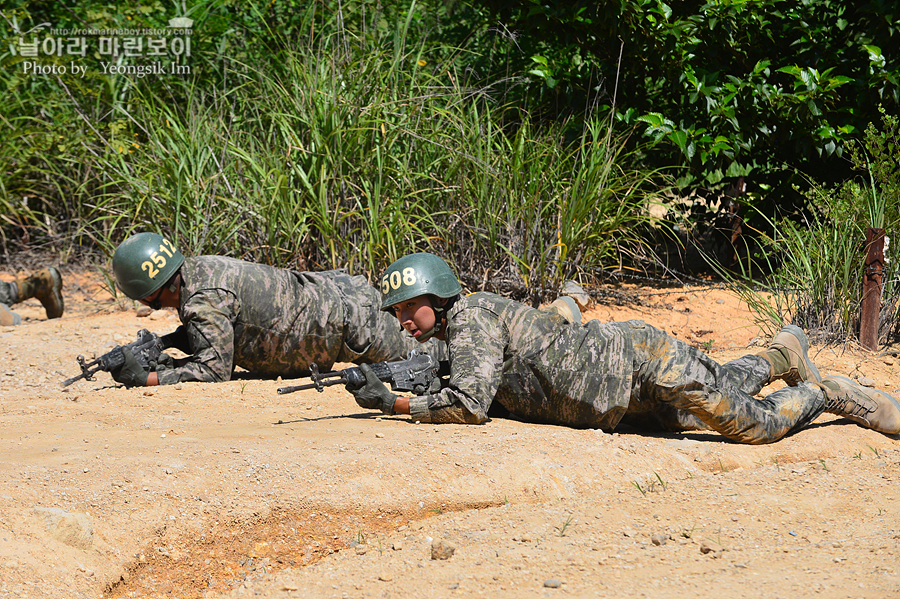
[277,350,448,395]
[62,327,190,387]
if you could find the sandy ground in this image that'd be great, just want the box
[1,269,899,599]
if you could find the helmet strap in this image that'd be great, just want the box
[147,287,165,311]
[415,319,441,343]
[147,273,180,310]
[404,298,447,342]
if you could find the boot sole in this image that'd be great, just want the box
[43,267,65,319]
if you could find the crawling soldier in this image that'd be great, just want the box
[347,252,900,444]
[106,232,450,387]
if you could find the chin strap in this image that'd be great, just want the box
[148,276,180,311]
[404,302,447,342]
[415,320,441,343]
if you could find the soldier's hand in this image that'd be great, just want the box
[110,347,150,388]
[150,352,175,371]
[413,376,443,396]
[349,364,397,415]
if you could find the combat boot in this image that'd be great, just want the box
[547,296,582,324]
[561,280,591,311]
[818,376,900,435]
[0,303,22,326]
[15,267,64,319]
[757,324,821,385]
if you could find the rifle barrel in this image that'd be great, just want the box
[277,376,348,395]
[61,373,86,387]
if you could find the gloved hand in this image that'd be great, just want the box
[149,352,175,371]
[413,376,443,396]
[348,363,397,415]
[110,347,150,388]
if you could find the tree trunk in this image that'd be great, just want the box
[859,227,885,351]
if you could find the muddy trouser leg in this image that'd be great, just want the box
[626,322,826,444]
[0,283,21,326]
[0,281,18,305]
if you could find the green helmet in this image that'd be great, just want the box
[112,232,185,300]
[380,253,461,312]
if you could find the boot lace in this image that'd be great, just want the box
[824,394,875,418]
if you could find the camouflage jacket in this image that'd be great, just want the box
[156,256,439,384]
[407,292,634,429]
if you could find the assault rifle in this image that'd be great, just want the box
[62,327,190,387]
[277,350,448,395]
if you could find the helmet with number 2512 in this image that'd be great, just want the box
[112,232,185,300]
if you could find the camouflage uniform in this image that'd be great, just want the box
[0,281,15,305]
[0,281,17,324]
[407,293,827,445]
[156,256,443,385]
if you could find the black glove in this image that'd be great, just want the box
[110,347,150,388]
[348,363,397,415]
[149,352,175,371]
[413,376,443,396]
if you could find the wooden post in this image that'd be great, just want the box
[860,227,885,351]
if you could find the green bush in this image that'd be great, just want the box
[462,0,900,206]
[727,109,900,345]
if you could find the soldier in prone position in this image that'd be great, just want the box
[346,252,900,444]
[105,232,447,387]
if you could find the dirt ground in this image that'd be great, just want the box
[1,268,899,599]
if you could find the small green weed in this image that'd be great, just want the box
[653,471,668,491]
[555,515,574,537]
[633,472,668,496]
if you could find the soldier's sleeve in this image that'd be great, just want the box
[407,307,504,424]
[156,289,238,385]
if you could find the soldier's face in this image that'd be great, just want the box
[391,295,437,342]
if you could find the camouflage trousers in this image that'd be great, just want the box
[0,281,16,305]
[621,321,826,445]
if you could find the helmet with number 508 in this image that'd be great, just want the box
[112,232,185,300]
[379,253,461,312]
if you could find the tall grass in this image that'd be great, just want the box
[1,11,666,300]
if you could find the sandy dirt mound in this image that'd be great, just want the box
[0,270,898,599]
